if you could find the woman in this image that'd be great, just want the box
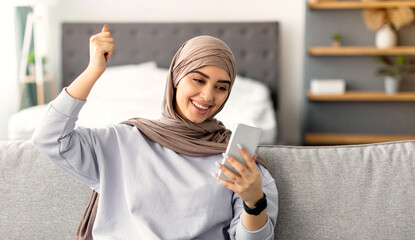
[32,24,278,239]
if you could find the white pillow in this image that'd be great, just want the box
[79,61,165,128]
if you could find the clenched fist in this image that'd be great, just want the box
[87,24,114,75]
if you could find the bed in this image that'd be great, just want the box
[8,22,280,144]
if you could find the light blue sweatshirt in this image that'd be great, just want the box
[32,89,278,240]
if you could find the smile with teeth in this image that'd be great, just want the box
[191,100,210,111]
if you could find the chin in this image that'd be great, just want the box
[188,117,207,124]
[187,113,212,123]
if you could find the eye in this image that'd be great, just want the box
[216,86,228,92]
[193,78,205,84]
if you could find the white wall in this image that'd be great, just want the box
[47,0,306,144]
[0,3,19,140]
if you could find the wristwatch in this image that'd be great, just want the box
[243,193,267,216]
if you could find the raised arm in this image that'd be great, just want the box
[66,24,114,100]
[32,25,115,189]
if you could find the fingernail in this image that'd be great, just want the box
[222,153,229,159]
[104,24,108,28]
[210,172,217,178]
[214,161,222,168]
[237,143,243,150]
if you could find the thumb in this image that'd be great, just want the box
[102,24,109,33]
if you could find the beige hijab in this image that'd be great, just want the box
[122,35,237,157]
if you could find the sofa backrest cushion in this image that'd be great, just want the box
[0,140,91,239]
[258,141,415,239]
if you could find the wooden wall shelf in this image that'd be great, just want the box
[307,91,415,101]
[23,75,53,83]
[305,132,415,145]
[309,1,415,9]
[308,46,415,56]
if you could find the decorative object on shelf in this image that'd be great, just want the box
[362,5,414,48]
[383,75,400,94]
[310,79,346,94]
[376,55,415,94]
[332,32,341,47]
[375,24,397,49]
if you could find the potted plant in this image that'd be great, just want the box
[376,55,415,94]
[27,49,48,76]
[332,32,341,47]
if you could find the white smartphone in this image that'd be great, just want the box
[218,123,262,182]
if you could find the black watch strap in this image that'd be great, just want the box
[243,193,267,216]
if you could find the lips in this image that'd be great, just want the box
[191,100,210,111]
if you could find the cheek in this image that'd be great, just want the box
[175,84,194,107]
[175,88,186,109]
[216,92,229,107]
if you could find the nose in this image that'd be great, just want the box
[200,86,214,103]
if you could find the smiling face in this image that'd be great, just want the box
[174,65,231,123]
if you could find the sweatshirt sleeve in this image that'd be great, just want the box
[229,164,278,240]
[32,89,114,190]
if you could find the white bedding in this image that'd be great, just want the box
[8,62,277,144]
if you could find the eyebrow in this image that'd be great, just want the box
[190,70,231,85]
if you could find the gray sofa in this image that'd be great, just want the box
[1,140,414,239]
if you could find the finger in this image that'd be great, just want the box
[219,162,243,184]
[90,35,113,47]
[101,25,110,61]
[215,174,238,192]
[98,39,113,61]
[253,153,257,161]
[224,154,247,178]
[100,42,114,51]
[106,50,113,60]
[91,34,113,44]
[95,36,113,43]
[237,144,256,169]
[94,42,113,56]
[102,24,109,33]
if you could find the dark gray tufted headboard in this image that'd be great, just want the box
[62,22,279,107]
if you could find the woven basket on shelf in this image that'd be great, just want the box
[362,4,414,31]
[363,9,388,30]
[387,7,414,30]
